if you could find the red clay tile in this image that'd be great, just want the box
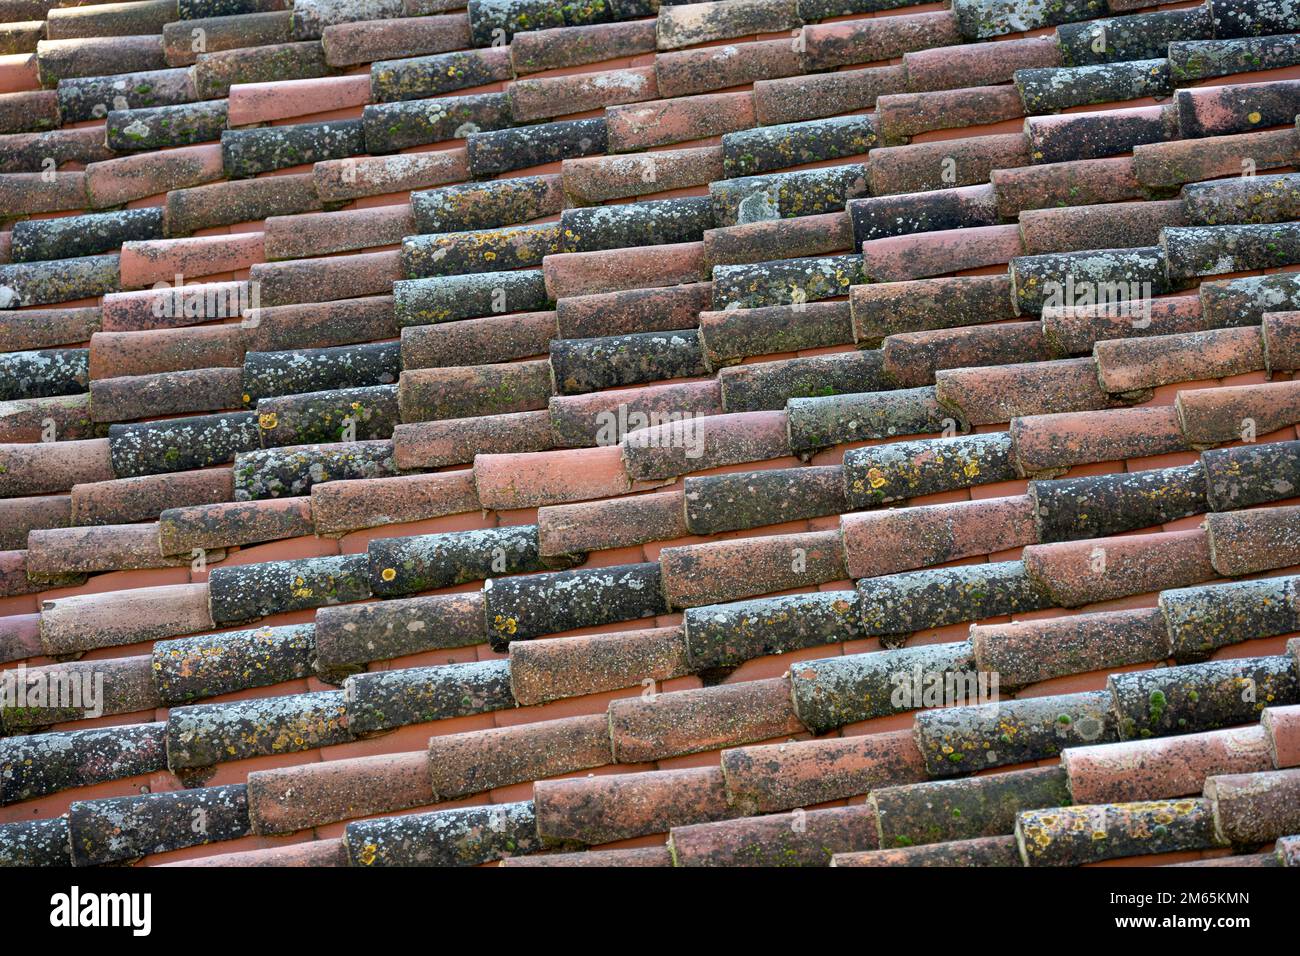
[1064,725,1274,805]
[1022,528,1215,609]
[534,766,737,844]
[476,444,647,512]
[427,713,612,800]
[509,625,690,705]
[392,410,554,470]
[863,222,1024,283]
[1205,505,1300,577]
[158,497,314,555]
[1010,405,1188,476]
[1095,326,1264,394]
[537,489,687,557]
[993,157,1144,218]
[89,324,246,379]
[119,234,265,289]
[510,66,658,123]
[39,581,213,655]
[543,239,708,300]
[877,84,1025,144]
[1264,704,1300,769]
[247,751,435,835]
[721,729,928,814]
[71,468,235,526]
[312,470,479,536]
[227,74,371,126]
[902,34,1062,90]
[659,528,845,607]
[843,494,1037,579]
[1176,380,1300,446]
[84,143,224,209]
[0,437,114,497]
[159,838,347,867]
[563,146,723,205]
[606,90,756,152]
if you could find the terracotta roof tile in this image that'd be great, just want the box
[669,804,877,867]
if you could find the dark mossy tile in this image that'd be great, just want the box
[0,255,121,309]
[221,119,363,178]
[1163,223,1300,279]
[395,269,551,326]
[1025,105,1175,165]
[951,0,1104,40]
[69,784,250,866]
[550,329,706,395]
[234,439,398,499]
[1,722,167,806]
[1169,35,1300,83]
[484,561,666,648]
[403,222,563,277]
[0,818,71,866]
[371,47,511,102]
[367,524,572,596]
[193,40,332,99]
[1199,274,1300,328]
[153,623,316,703]
[683,464,847,536]
[1018,798,1221,866]
[10,208,164,264]
[345,799,552,866]
[711,253,865,311]
[1210,0,1300,39]
[786,385,949,455]
[467,117,606,177]
[683,590,864,670]
[56,67,196,124]
[343,658,514,734]
[1030,463,1208,543]
[0,347,87,401]
[857,560,1053,639]
[721,114,876,179]
[1010,245,1172,315]
[105,98,228,152]
[208,553,371,624]
[791,640,976,733]
[1160,577,1298,663]
[1183,173,1300,227]
[166,690,352,769]
[1015,59,1171,113]
[873,766,1071,848]
[914,689,1118,778]
[1110,655,1299,741]
[253,384,398,448]
[1056,5,1212,67]
[849,183,998,245]
[719,350,887,413]
[710,164,867,227]
[315,592,486,668]
[411,174,562,234]
[241,342,400,403]
[0,128,116,175]
[362,92,512,153]
[559,196,714,253]
[108,411,259,477]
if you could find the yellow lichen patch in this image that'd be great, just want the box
[258,412,278,430]
[381,567,397,582]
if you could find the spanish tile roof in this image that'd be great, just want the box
[2,0,1300,870]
